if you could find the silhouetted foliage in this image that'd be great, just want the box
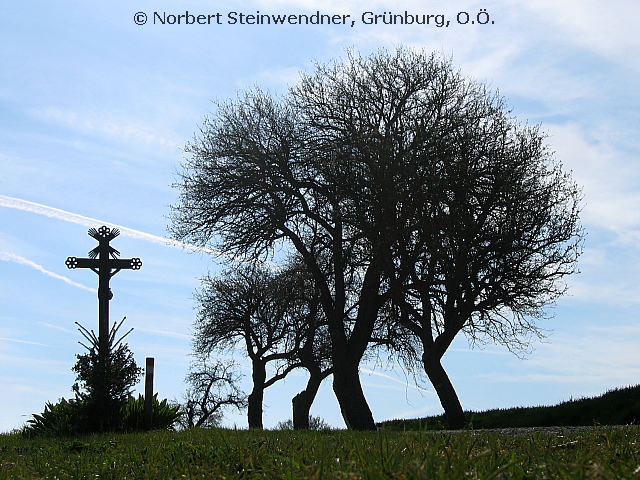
[193,264,301,429]
[24,318,144,437]
[120,394,181,432]
[22,399,84,438]
[380,384,640,431]
[178,358,247,428]
[192,259,331,429]
[275,415,333,431]
[71,317,142,432]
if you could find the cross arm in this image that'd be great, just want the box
[66,257,143,270]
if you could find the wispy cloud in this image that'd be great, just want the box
[361,368,479,410]
[1,195,280,270]
[480,325,640,387]
[361,368,434,396]
[34,108,182,151]
[0,251,94,292]
[39,322,76,335]
[0,337,53,348]
[0,195,220,255]
[518,0,640,72]
[549,124,640,233]
[136,328,191,340]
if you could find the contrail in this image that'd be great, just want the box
[0,337,53,348]
[0,251,94,292]
[0,195,220,255]
[361,368,437,396]
[361,368,477,409]
[0,195,276,268]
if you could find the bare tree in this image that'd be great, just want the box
[179,358,247,429]
[171,47,583,430]
[303,49,584,429]
[382,122,583,427]
[288,48,583,429]
[171,87,386,430]
[192,264,307,429]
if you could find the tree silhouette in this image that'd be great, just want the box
[179,357,247,428]
[193,264,305,429]
[171,47,583,429]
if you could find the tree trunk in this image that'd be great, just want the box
[248,360,266,429]
[332,361,376,430]
[292,370,326,429]
[326,259,380,431]
[292,392,310,430]
[422,355,466,430]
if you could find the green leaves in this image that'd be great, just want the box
[120,394,181,432]
[22,399,83,438]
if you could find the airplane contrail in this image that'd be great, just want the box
[361,368,437,396]
[361,368,479,409]
[0,194,220,255]
[0,251,94,292]
[0,337,53,348]
[0,195,277,268]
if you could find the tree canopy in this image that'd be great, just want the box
[171,47,583,430]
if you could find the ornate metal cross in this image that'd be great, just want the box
[66,226,142,360]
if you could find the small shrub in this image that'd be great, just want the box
[22,398,83,438]
[71,318,142,432]
[275,415,332,431]
[120,394,181,431]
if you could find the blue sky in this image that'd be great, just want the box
[1,0,640,432]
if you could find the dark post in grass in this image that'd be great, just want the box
[65,226,142,375]
[144,357,154,430]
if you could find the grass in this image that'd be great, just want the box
[1,425,640,479]
[3,385,640,478]
[381,384,640,431]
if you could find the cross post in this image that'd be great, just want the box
[66,226,142,363]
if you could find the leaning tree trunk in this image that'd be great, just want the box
[332,360,376,430]
[327,309,377,430]
[328,267,380,431]
[422,354,466,430]
[292,369,327,429]
[247,360,266,429]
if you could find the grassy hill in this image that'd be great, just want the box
[380,384,640,431]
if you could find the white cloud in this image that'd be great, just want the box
[546,123,640,234]
[0,338,53,348]
[33,107,182,151]
[566,277,640,306]
[253,0,370,14]
[0,196,282,272]
[254,66,305,90]
[518,0,640,72]
[136,328,191,340]
[39,322,76,335]
[482,324,640,387]
[361,368,435,396]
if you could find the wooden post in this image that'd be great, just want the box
[144,357,155,430]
